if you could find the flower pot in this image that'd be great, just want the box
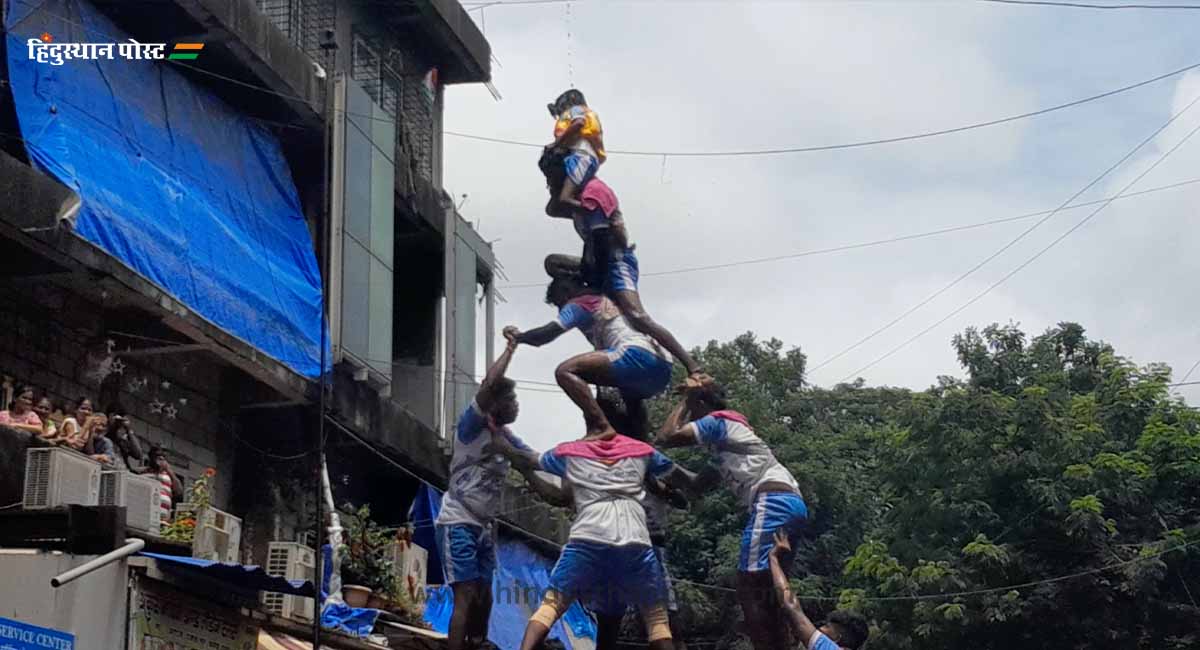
[343,585,372,608]
[366,593,389,610]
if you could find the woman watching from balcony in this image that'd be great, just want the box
[59,397,95,450]
[0,385,44,435]
[33,395,58,440]
[82,414,113,465]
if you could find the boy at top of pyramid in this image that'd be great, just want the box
[543,88,605,218]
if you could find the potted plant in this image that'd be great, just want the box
[338,503,394,608]
[162,468,216,544]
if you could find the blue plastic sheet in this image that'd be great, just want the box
[4,0,327,377]
[319,544,379,638]
[412,484,597,649]
[139,552,315,596]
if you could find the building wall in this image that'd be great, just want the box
[0,281,234,510]
[0,550,128,650]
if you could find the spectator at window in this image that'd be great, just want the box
[33,395,58,440]
[59,397,94,450]
[0,385,44,434]
[147,446,184,521]
[81,414,112,465]
[105,405,144,471]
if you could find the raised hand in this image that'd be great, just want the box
[771,529,792,557]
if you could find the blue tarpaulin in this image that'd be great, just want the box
[411,484,597,649]
[139,552,315,596]
[4,0,327,378]
[319,544,379,638]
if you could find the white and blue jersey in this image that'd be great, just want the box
[538,438,675,546]
[538,435,675,615]
[689,411,807,572]
[435,400,532,583]
[556,295,672,399]
[436,399,532,528]
[688,412,800,508]
[808,631,840,650]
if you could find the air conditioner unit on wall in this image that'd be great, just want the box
[99,471,162,535]
[392,539,428,603]
[177,503,242,563]
[23,448,101,509]
[262,542,316,622]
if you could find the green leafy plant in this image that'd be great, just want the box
[337,503,394,592]
[161,468,216,543]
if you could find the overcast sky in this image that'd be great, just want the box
[441,0,1200,450]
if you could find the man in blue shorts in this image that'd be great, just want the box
[542,176,706,385]
[655,381,808,650]
[487,427,682,650]
[770,532,869,650]
[435,337,531,650]
[504,275,673,437]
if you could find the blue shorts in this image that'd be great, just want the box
[564,152,599,188]
[654,546,678,613]
[549,541,669,617]
[604,248,639,295]
[436,523,495,584]
[607,346,672,400]
[739,491,808,572]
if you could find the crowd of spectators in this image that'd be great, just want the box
[1,384,185,512]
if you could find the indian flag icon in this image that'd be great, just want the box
[168,43,204,60]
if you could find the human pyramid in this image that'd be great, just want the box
[433,90,869,650]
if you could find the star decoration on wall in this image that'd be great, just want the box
[149,400,165,414]
[177,397,188,406]
[161,380,171,390]
[163,404,178,420]
[109,358,126,375]
[127,377,144,393]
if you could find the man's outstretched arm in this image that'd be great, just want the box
[477,337,517,412]
[506,323,567,349]
[654,397,697,449]
[486,433,541,473]
[519,468,574,508]
[769,530,817,642]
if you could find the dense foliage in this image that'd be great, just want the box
[655,323,1199,649]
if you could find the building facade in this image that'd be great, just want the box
[0,0,575,647]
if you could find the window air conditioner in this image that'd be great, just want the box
[23,448,101,509]
[392,539,428,602]
[177,503,243,563]
[99,470,162,535]
[262,542,316,622]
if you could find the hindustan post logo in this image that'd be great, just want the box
[27,33,204,66]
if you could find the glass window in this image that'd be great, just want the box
[344,122,371,244]
[346,65,375,135]
[368,257,393,373]
[370,144,394,267]
[341,239,370,360]
[372,103,396,165]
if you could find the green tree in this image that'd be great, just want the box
[657,325,1199,649]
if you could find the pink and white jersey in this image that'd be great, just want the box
[539,434,676,547]
[688,410,800,509]
[555,294,667,360]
